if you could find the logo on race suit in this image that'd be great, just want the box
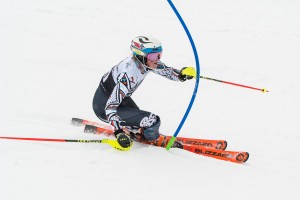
[118,73,136,89]
[130,77,136,84]
[119,73,129,86]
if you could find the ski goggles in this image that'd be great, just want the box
[147,52,162,61]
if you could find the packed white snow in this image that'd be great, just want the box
[1,0,300,200]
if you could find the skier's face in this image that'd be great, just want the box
[145,52,161,69]
[146,59,159,69]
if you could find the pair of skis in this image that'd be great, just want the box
[71,118,249,164]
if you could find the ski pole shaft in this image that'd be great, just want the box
[180,69,269,93]
[0,136,101,143]
[200,76,269,93]
[0,136,130,151]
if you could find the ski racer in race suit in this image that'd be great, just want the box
[93,36,194,148]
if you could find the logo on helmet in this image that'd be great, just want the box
[138,36,152,44]
[132,41,141,49]
[132,41,145,50]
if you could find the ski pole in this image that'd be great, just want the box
[0,136,131,151]
[200,76,269,93]
[181,67,269,93]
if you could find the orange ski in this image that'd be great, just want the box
[72,118,249,163]
[72,118,227,150]
[83,124,227,150]
[128,135,248,163]
[182,145,249,163]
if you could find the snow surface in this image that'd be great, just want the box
[1,0,300,199]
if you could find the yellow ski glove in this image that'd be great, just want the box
[178,66,196,81]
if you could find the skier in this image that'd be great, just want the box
[93,36,195,148]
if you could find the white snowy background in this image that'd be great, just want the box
[1,0,300,199]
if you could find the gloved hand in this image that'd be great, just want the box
[178,67,195,82]
[114,129,133,148]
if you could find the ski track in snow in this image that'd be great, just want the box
[1,0,300,200]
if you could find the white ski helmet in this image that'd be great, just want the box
[130,36,163,57]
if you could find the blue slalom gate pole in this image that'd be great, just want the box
[166,0,200,150]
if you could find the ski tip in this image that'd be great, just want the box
[236,152,250,163]
[222,141,228,150]
[71,118,83,126]
[244,152,250,163]
[215,141,227,150]
[84,125,97,134]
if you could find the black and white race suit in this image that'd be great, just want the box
[93,56,180,141]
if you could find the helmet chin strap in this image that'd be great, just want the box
[133,55,148,72]
[133,54,165,72]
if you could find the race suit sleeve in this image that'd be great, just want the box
[151,61,181,81]
[104,72,131,130]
